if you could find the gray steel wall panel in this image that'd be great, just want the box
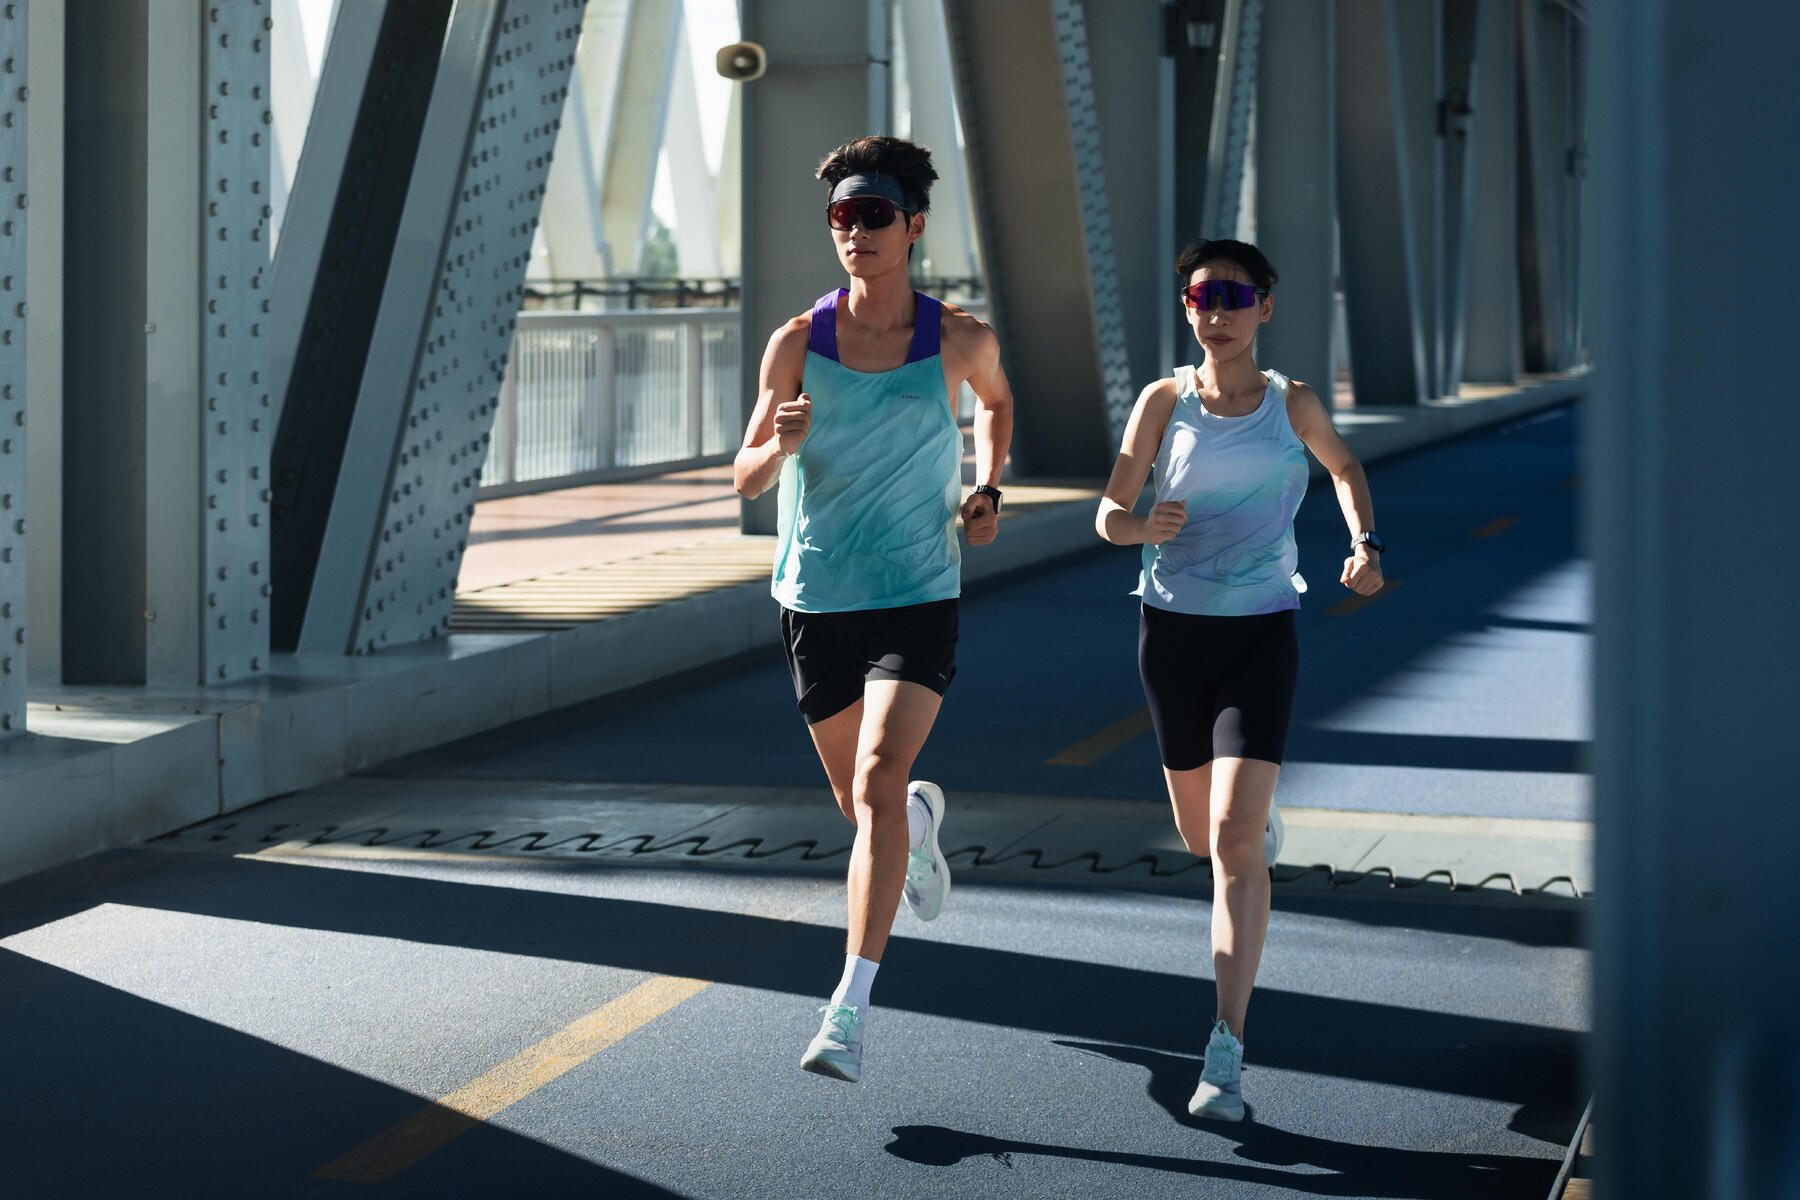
[1463,0,1520,383]
[269,0,454,650]
[0,1,22,733]
[62,4,149,683]
[1335,0,1428,405]
[1253,0,1334,398]
[340,0,588,652]
[199,0,274,682]
[942,0,1121,474]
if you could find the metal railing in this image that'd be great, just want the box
[481,309,741,495]
[480,296,988,497]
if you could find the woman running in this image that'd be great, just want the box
[1095,238,1384,1120]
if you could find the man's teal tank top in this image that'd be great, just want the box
[772,289,963,613]
[1137,366,1310,616]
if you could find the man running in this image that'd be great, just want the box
[734,135,1015,1082]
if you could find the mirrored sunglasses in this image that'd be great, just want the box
[1181,279,1268,310]
[827,196,911,232]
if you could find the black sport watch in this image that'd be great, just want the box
[972,484,1003,514]
[1351,531,1386,554]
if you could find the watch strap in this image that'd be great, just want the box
[972,484,1003,514]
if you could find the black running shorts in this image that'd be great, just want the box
[780,599,959,724]
[1138,603,1299,769]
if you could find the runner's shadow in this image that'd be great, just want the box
[1028,1040,1552,1198]
[885,1123,1544,1197]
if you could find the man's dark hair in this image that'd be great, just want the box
[817,136,939,215]
[1176,238,1279,291]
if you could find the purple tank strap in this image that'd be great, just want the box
[807,289,845,361]
[906,293,942,363]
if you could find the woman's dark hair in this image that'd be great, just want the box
[817,136,939,215]
[1175,238,1278,291]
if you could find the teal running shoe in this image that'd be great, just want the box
[1266,801,1286,867]
[903,781,951,922]
[1188,1019,1246,1121]
[800,1003,864,1082]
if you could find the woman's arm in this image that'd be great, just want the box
[1097,378,1186,546]
[1286,381,1384,595]
[734,318,811,499]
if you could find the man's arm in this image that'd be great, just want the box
[734,317,811,500]
[944,310,1014,546]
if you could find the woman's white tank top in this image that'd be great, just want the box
[1137,366,1310,616]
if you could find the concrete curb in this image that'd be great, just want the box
[0,375,1588,885]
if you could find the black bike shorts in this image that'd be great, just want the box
[1138,603,1299,769]
[780,599,959,724]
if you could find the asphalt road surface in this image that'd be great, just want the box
[0,404,1590,1198]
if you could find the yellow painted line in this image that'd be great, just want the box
[1325,578,1402,616]
[312,974,711,1183]
[1048,708,1153,766]
[1469,515,1518,539]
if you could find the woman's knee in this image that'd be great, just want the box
[1173,811,1210,857]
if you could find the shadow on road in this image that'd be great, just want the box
[885,1118,1550,1198]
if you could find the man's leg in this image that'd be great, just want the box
[806,699,865,823]
[845,679,943,964]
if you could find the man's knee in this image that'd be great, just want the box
[852,752,910,809]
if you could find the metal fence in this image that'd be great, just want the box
[481,301,986,496]
[481,309,741,494]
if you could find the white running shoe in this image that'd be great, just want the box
[1266,800,1286,867]
[903,780,951,921]
[800,1003,864,1082]
[1189,1019,1246,1121]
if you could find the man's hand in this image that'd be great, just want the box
[961,492,1000,546]
[1341,548,1384,595]
[774,394,812,455]
[1142,500,1187,545]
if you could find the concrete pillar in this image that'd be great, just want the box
[737,0,891,533]
[1253,0,1334,399]
[1590,3,1800,1194]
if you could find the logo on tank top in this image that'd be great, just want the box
[901,393,920,400]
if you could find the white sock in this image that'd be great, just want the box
[905,792,929,850]
[830,954,880,1011]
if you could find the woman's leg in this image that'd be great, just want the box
[1206,756,1279,1040]
[1164,759,1275,1039]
